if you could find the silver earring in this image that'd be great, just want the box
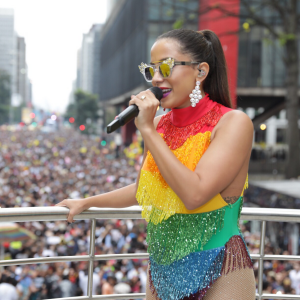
[189,80,202,107]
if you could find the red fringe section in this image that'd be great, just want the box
[221,235,253,276]
[156,104,223,150]
[148,235,253,300]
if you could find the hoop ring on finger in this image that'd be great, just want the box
[141,95,146,101]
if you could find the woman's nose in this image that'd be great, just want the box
[152,67,164,82]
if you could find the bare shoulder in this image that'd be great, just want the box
[154,114,164,129]
[220,109,252,125]
[212,110,253,139]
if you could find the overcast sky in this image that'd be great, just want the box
[0,0,107,113]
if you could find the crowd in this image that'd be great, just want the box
[0,126,299,299]
[0,127,146,299]
[241,221,300,298]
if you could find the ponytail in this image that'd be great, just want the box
[156,29,232,108]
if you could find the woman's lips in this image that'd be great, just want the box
[162,91,171,98]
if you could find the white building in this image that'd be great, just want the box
[0,8,16,95]
[0,8,32,109]
[16,36,31,105]
[76,24,102,97]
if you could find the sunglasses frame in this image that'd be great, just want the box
[138,57,201,82]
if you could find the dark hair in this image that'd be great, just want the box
[156,29,232,108]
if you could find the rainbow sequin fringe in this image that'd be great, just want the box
[148,235,253,300]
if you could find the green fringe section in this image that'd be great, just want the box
[237,196,244,230]
[147,207,226,265]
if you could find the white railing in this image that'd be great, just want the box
[1,206,300,300]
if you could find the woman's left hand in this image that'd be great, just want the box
[129,89,160,134]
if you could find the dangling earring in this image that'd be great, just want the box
[189,80,202,107]
[189,70,205,107]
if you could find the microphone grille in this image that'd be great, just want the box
[148,87,163,101]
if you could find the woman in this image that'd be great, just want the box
[56,29,255,299]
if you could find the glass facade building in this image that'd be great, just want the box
[237,1,300,89]
[99,0,299,150]
[99,0,199,103]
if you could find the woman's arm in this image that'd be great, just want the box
[130,91,253,210]
[141,111,253,210]
[56,116,162,223]
[56,183,138,222]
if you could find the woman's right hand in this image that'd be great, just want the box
[55,199,88,223]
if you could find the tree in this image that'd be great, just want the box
[170,0,300,178]
[65,90,99,134]
[0,69,11,125]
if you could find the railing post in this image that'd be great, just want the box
[87,219,96,299]
[258,220,266,300]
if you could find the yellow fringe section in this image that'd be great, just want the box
[245,173,249,189]
[136,132,211,224]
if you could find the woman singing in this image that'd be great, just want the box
[56,29,256,299]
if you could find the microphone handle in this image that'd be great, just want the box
[106,104,139,133]
[106,87,163,134]
[117,104,139,126]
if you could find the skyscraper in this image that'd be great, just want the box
[0,8,16,95]
[0,8,32,110]
[76,24,102,98]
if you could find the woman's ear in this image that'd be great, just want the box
[197,62,209,81]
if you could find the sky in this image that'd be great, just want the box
[0,0,107,113]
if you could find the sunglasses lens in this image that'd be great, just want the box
[144,67,154,81]
[159,63,171,78]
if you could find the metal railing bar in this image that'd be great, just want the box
[47,292,300,300]
[251,254,300,261]
[260,294,300,299]
[0,206,143,222]
[48,295,146,300]
[3,208,300,300]
[3,251,299,268]
[49,297,88,300]
[0,255,90,267]
[3,206,300,222]
[258,221,266,300]
[87,219,96,299]
[44,294,300,300]
[0,253,150,267]
[91,294,146,299]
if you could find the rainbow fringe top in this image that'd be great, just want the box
[136,94,252,300]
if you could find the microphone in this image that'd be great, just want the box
[106,87,163,133]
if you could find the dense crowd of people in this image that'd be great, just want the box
[0,126,299,299]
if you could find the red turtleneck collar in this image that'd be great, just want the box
[170,94,217,127]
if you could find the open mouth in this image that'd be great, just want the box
[161,88,172,98]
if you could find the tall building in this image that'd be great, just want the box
[97,0,299,172]
[99,0,199,144]
[16,36,28,104]
[106,0,119,19]
[76,24,102,97]
[0,8,32,110]
[0,8,16,95]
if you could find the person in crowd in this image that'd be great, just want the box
[0,275,19,300]
[102,274,117,295]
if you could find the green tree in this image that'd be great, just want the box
[66,89,99,134]
[170,0,300,178]
[0,69,11,125]
[65,102,76,120]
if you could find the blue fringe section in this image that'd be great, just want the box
[149,246,225,300]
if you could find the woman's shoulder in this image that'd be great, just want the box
[219,108,252,126]
[211,107,253,141]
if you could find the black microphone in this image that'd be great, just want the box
[106,87,163,133]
